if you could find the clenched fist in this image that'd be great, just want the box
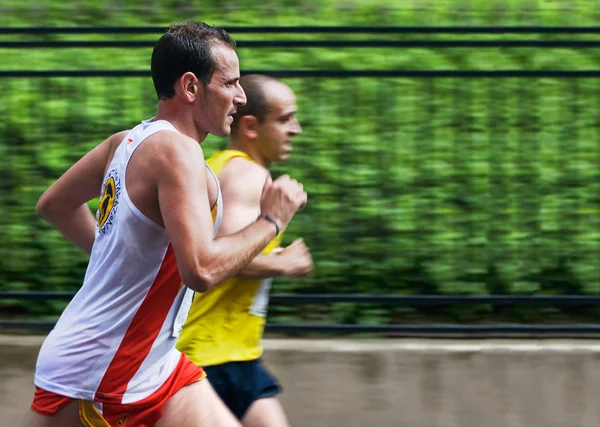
[259,174,307,231]
[276,238,313,278]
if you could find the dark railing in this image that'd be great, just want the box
[3,26,600,34]
[3,40,600,49]
[6,291,600,304]
[2,292,600,335]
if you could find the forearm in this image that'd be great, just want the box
[39,204,96,255]
[189,217,279,290]
[236,253,284,279]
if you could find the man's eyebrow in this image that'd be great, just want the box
[279,110,297,118]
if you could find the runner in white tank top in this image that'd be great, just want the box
[35,118,223,404]
[21,20,308,427]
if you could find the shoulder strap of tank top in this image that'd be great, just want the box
[133,119,178,147]
[117,119,180,177]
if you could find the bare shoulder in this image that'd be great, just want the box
[104,129,130,158]
[142,130,204,170]
[215,156,268,232]
[109,129,131,145]
[218,156,269,194]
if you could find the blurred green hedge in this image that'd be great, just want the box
[2,0,600,324]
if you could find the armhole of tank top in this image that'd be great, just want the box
[205,163,221,209]
[120,124,176,234]
[206,163,223,236]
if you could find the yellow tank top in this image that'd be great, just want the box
[177,150,283,366]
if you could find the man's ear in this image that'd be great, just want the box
[238,115,259,139]
[178,72,201,103]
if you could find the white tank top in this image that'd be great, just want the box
[34,119,223,404]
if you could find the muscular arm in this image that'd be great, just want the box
[154,134,280,292]
[235,253,284,279]
[215,158,312,280]
[36,131,128,254]
[215,158,286,279]
[237,240,312,280]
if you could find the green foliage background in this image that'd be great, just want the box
[2,0,600,325]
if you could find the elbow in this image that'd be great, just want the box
[36,192,53,220]
[183,268,217,293]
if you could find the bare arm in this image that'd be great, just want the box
[216,158,313,280]
[154,134,304,292]
[235,253,283,279]
[236,241,312,279]
[36,131,128,254]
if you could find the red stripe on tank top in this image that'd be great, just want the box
[95,244,181,401]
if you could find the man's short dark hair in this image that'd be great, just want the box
[151,20,236,99]
[230,74,282,135]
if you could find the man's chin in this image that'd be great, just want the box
[211,126,231,138]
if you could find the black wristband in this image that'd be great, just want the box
[261,214,280,236]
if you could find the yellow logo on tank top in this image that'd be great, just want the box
[97,169,121,234]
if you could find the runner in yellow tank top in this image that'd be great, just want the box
[181,149,284,367]
[177,75,313,427]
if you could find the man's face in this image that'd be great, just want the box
[256,83,302,164]
[196,44,246,137]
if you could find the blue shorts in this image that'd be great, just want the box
[203,359,282,420]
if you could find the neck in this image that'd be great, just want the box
[228,138,270,169]
[154,99,208,143]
